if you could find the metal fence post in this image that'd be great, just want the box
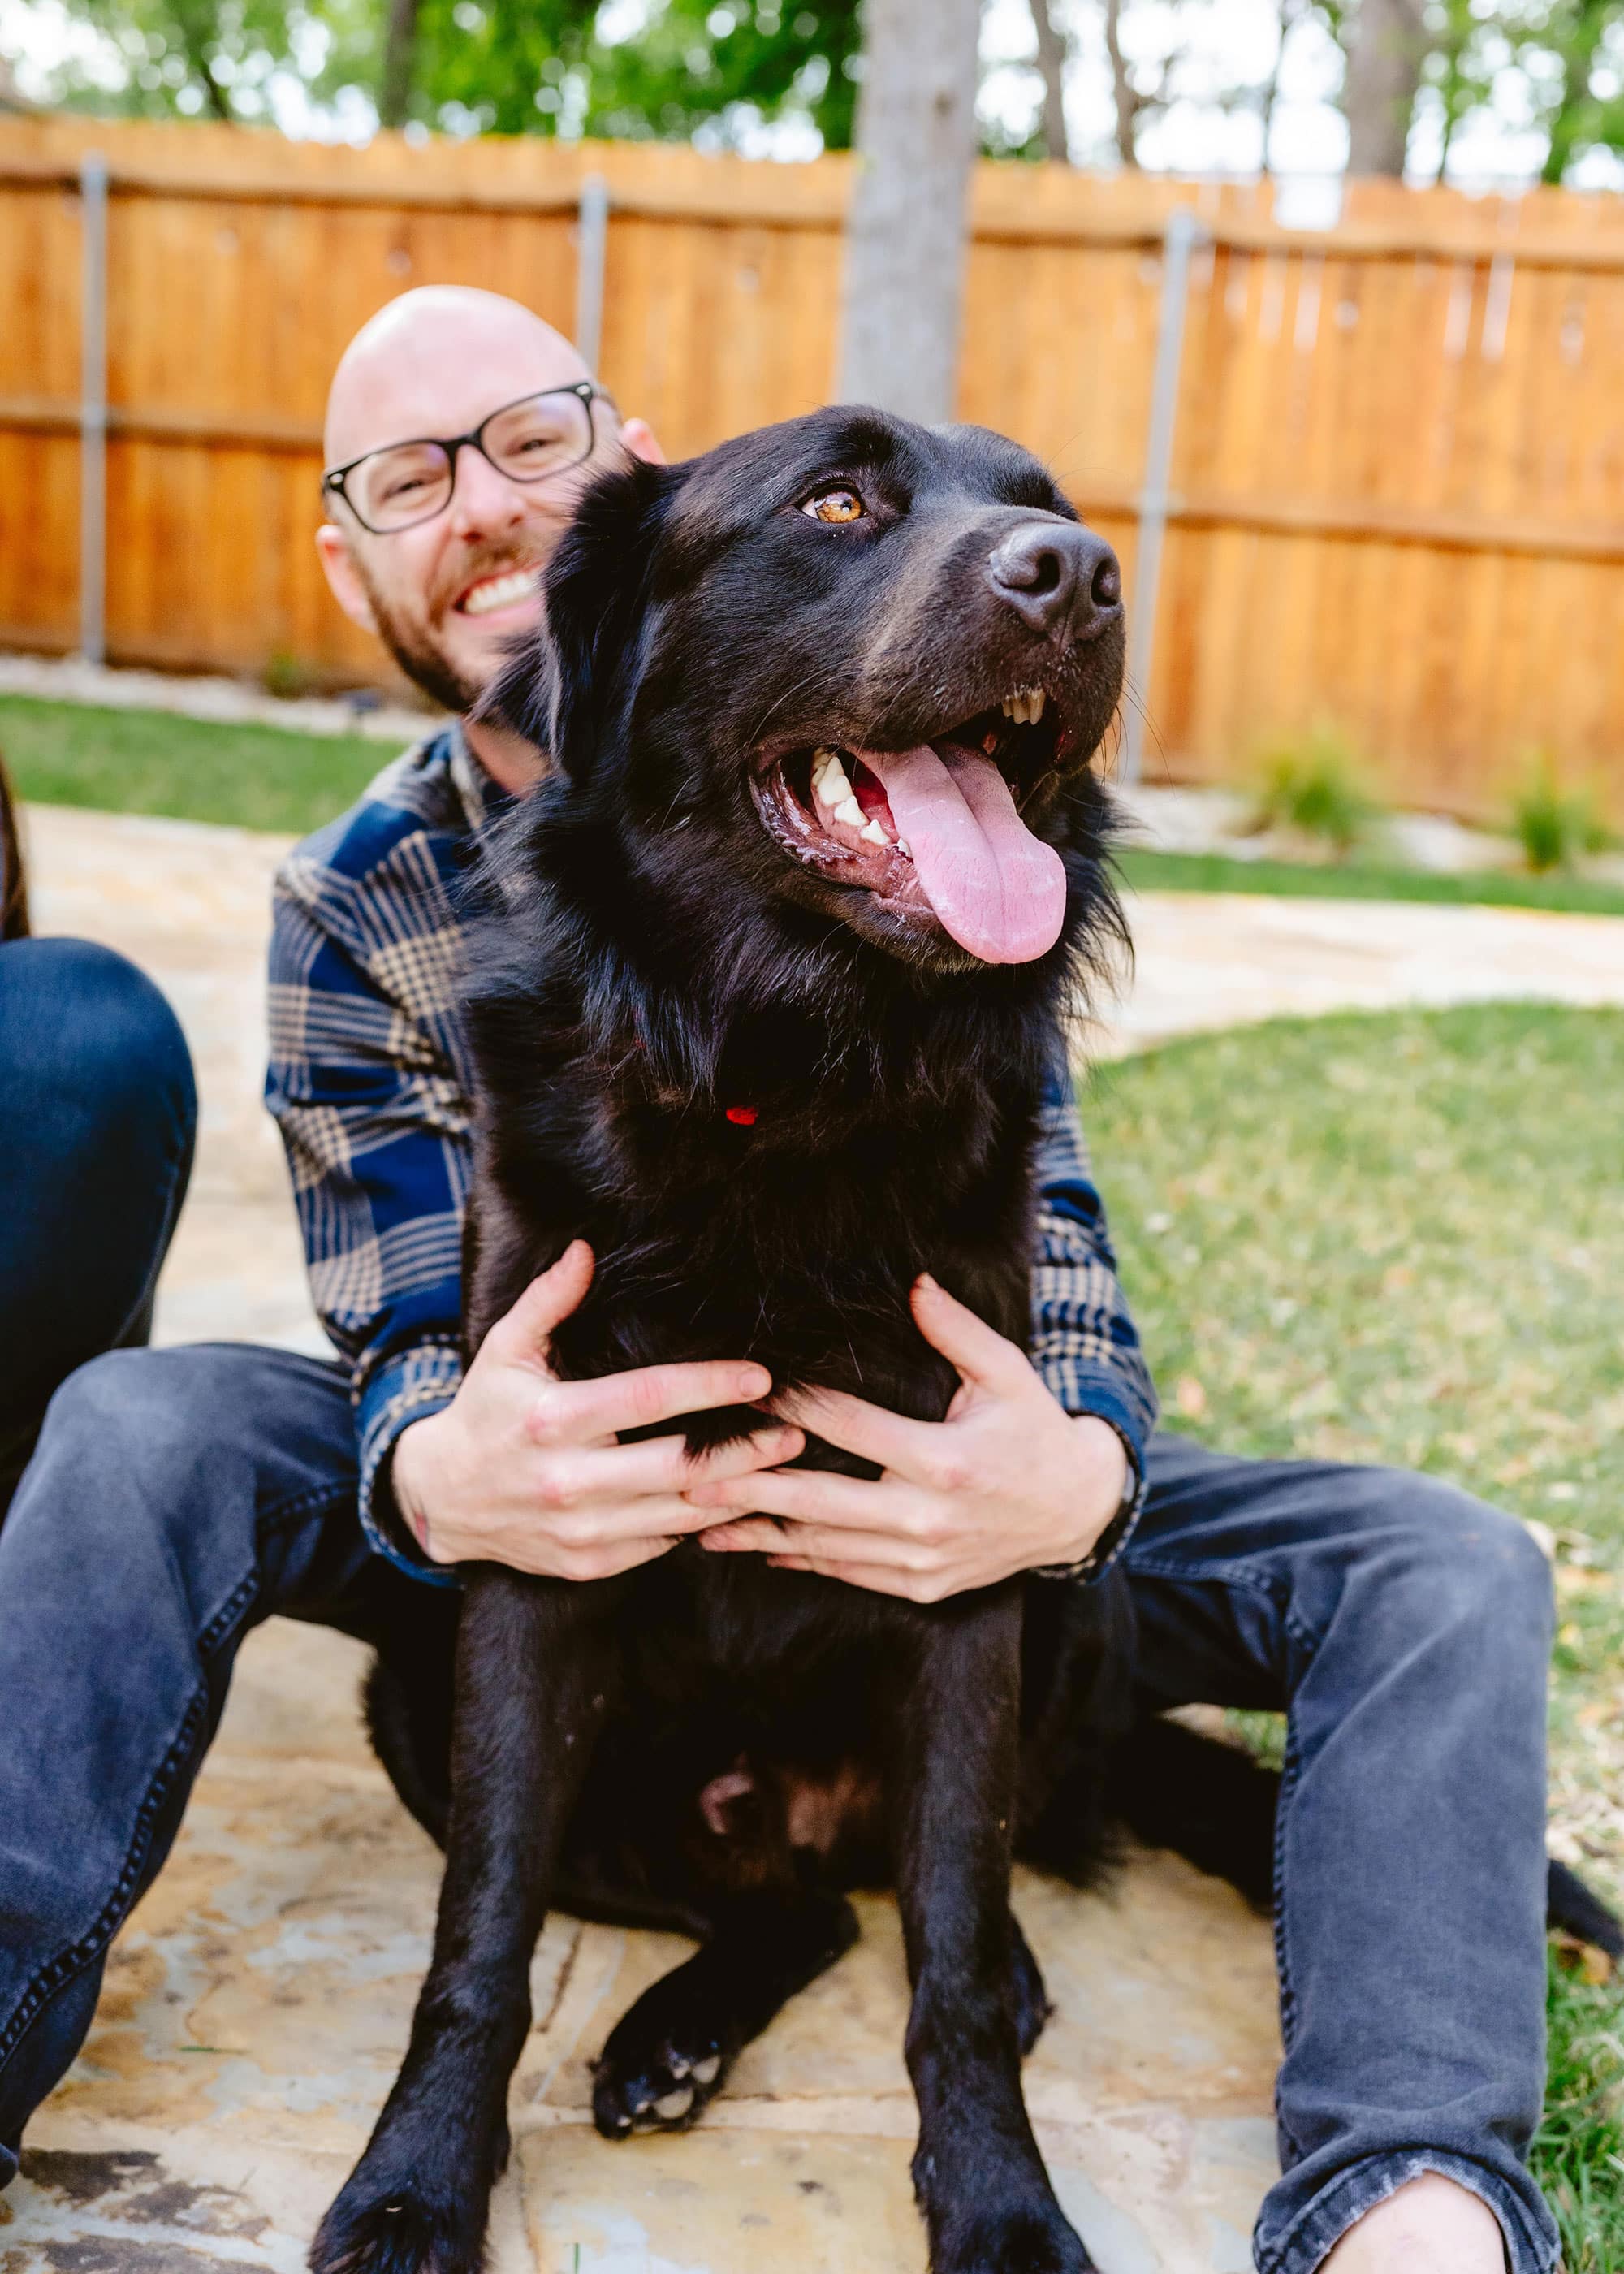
[79,151,110,669]
[1119,206,1203,786]
[575,171,609,376]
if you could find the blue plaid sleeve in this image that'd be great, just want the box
[1028,1058,1159,1581]
[266,744,480,1584]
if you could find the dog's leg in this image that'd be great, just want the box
[592,1887,859,2138]
[888,1593,1095,2274]
[309,1571,613,2274]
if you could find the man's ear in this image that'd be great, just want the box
[479,456,675,780]
[316,523,380,635]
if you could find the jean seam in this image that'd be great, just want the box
[1272,1713,1303,2082]
[257,1478,356,1536]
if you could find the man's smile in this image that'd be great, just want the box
[456,567,540,619]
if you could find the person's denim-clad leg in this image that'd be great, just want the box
[0,936,197,1509]
[0,1342,459,2190]
[1127,1430,1557,2274]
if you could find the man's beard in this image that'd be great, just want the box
[352,543,542,717]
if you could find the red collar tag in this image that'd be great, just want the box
[724,1105,758,1126]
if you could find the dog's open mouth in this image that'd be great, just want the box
[751,688,1070,965]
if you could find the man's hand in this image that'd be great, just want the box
[685,1273,1129,1602]
[389,1241,802,1580]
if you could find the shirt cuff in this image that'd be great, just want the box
[1029,1373,1148,1584]
[355,1340,465,1584]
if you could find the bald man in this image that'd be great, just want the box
[0,292,1559,2274]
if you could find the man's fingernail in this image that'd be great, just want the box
[740,1366,771,1396]
[917,1272,939,1293]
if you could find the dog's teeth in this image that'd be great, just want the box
[814,754,854,808]
[1000,694,1015,718]
[860,819,887,845]
[653,2085,695,2120]
[690,2054,722,2084]
[834,795,864,828]
[1029,688,1045,722]
[896,836,911,857]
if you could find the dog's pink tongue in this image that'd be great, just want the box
[861,745,1067,964]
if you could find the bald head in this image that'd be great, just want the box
[324,287,590,467]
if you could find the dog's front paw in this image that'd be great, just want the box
[917,2169,1096,2274]
[935,2211,1096,2274]
[592,1974,731,2139]
[309,2182,486,2274]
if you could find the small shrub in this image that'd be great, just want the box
[1510,755,1611,875]
[1246,727,1381,859]
[263,649,317,702]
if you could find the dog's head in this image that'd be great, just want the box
[486,404,1125,976]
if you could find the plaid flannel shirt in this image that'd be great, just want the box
[266,724,1159,1589]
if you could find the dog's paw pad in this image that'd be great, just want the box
[592,2024,728,2141]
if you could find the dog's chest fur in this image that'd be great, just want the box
[471,971,1051,1457]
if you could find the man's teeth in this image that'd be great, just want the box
[1001,687,1046,724]
[809,745,901,854]
[460,568,537,616]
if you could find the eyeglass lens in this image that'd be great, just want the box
[348,390,596,531]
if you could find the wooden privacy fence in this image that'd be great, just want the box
[4,114,1624,818]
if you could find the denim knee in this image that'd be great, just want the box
[0,936,196,1143]
[1354,1472,1554,1657]
[31,1346,236,1525]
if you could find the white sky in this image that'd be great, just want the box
[2,0,1619,193]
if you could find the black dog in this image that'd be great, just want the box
[311,406,1133,2274]
[308,407,1623,2274]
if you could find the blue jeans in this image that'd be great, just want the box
[0,1336,1557,2272]
[0,936,197,1510]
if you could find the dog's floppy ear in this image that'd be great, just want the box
[479,456,676,781]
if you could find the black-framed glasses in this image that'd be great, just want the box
[322,380,613,534]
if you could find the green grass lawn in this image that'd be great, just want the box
[1085,1002,1624,2270]
[1117,845,1624,919]
[0,693,399,837]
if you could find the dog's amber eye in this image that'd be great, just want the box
[801,486,866,525]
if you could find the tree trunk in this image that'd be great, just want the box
[836,0,984,423]
[1341,0,1427,175]
[380,0,421,130]
[1030,0,1070,162]
[1102,0,1140,169]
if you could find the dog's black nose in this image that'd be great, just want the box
[987,522,1122,641]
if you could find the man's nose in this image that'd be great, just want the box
[986,521,1122,641]
[447,442,533,536]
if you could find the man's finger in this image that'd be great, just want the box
[909,1273,1033,1393]
[568,1494,749,1547]
[485,1241,594,1370]
[770,1386,946,1483]
[702,1518,934,1571]
[684,1466,908,1530]
[567,1425,803,1504]
[535,1355,774,1444]
[764,1552,952,1602]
